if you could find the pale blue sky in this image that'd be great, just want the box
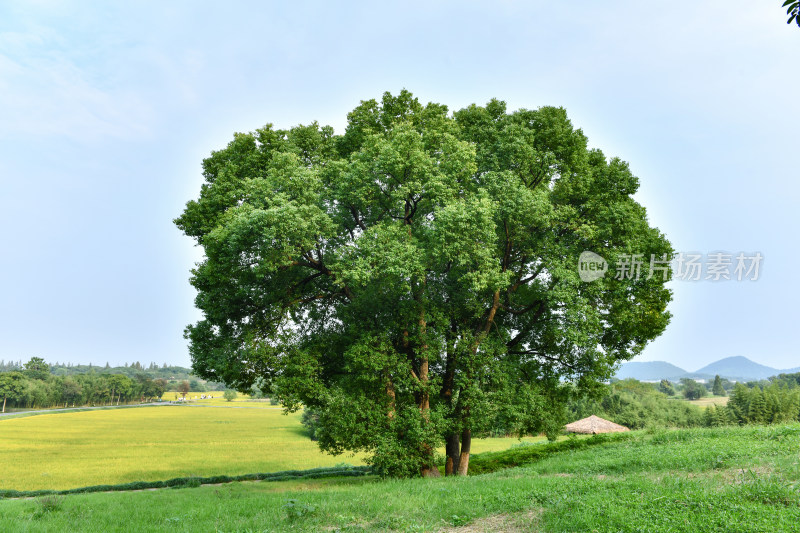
[0,1,797,370]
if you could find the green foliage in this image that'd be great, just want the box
[712,374,726,396]
[772,372,800,388]
[0,368,172,410]
[223,389,237,401]
[32,495,64,518]
[176,90,674,477]
[24,357,50,380]
[0,371,24,411]
[300,407,320,440]
[570,376,800,430]
[726,382,800,425]
[681,378,707,400]
[784,0,800,26]
[569,379,704,430]
[188,379,207,392]
[658,379,675,396]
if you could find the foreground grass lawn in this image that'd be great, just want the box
[0,425,797,532]
[0,405,544,491]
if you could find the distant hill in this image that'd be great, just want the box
[694,356,779,382]
[615,361,688,381]
[616,356,800,382]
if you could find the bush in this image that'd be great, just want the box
[681,378,706,400]
[33,495,64,518]
[222,390,236,402]
[300,408,320,440]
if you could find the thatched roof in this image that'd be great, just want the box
[564,415,629,434]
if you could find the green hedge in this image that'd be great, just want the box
[0,465,372,499]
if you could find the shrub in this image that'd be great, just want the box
[33,495,64,518]
[300,408,320,440]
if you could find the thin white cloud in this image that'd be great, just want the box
[0,27,154,142]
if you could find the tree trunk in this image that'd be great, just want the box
[2,395,6,413]
[417,313,430,412]
[457,428,471,476]
[418,357,429,411]
[386,375,396,419]
[445,432,461,475]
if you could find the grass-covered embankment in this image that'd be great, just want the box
[1,424,798,532]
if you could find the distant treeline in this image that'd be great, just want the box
[707,379,800,426]
[0,357,224,411]
[0,359,196,380]
[568,373,800,430]
[301,372,800,440]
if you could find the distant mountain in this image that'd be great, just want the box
[694,356,778,382]
[615,361,688,381]
[616,356,800,382]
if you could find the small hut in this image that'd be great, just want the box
[564,415,629,435]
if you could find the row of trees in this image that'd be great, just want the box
[0,358,173,411]
[0,359,219,386]
[568,379,706,430]
[706,382,800,426]
[656,375,730,400]
[300,374,800,437]
[0,359,171,372]
[570,375,800,431]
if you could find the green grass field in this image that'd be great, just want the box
[1,424,797,532]
[0,405,545,491]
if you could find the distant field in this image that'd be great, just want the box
[1,424,797,532]
[161,391,245,401]
[686,396,730,408]
[0,405,546,491]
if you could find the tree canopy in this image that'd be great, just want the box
[784,0,800,26]
[175,90,673,477]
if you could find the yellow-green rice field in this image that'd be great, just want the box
[0,405,545,491]
[686,396,730,408]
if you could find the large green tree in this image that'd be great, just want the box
[0,372,24,413]
[176,90,672,477]
[23,357,50,380]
